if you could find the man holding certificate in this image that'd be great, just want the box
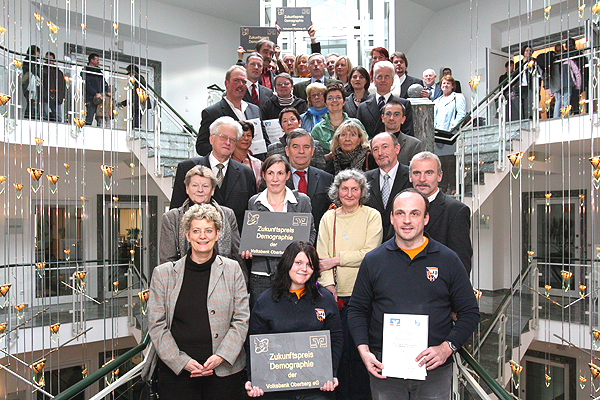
[347,188,479,400]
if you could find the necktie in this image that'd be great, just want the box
[378,96,386,112]
[428,87,433,99]
[382,173,391,206]
[295,171,307,194]
[216,163,224,188]
[251,84,259,106]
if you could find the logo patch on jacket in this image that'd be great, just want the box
[315,308,325,321]
[426,267,439,282]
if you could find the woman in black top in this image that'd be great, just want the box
[245,241,343,399]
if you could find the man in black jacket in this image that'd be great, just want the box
[81,53,109,125]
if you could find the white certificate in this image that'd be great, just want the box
[246,118,267,155]
[263,118,285,145]
[382,313,428,380]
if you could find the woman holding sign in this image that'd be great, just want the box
[245,241,343,399]
[243,155,316,307]
[144,204,249,400]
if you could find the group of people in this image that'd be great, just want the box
[145,40,479,397]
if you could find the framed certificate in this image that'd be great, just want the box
[382,313,428,380]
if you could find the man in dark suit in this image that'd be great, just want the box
[420,68,443,101]
[293,53,341,101]
[356,61,414,138]
[172,116,257,232]
[242,52,273,112]
[283,129,333,231]
[195,65,264,156]
[410,151,472,274]
[390,51,423,99]
[382,99,423,166]
[365,133,412,241]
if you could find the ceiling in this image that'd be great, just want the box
[156,0,260,26]
[407,0,466,12]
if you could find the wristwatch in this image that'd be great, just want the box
[446,341,458,353]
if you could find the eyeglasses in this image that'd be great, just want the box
[375,75,393,81]
[214,133,237,143]
[383,112,403,117]
[327,95,343,101]
[310,93,324,98]
[276,81,292,87]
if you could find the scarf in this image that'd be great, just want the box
[333,145,368,175]
[564,59,582,90]
[307,106,329,128]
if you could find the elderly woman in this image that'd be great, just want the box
[316,169,382,400]
[231,121,262,189]
[143,204,249,400]
[260,73,307,120]
[325,119,374,175]
[312,83,366,156]
[245,241,343,399]
[334,56,353,93]
[434,75,467,131]
[344,67,371,118]
[300,82,328,132]
[242,155,316,306]
[294,54,310,78]
[159,166,241,270]
[266,107,326,170]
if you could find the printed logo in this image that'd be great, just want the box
[302,8,310,14]
[241,28,249,36]
[389,318,401,326]
[293,216,309,226]
[247,212,260,225]
[254,337,269,354]
[278,8,285,15]
[315,308,325,321]
[426,267,439,282]
[309,335,328,348]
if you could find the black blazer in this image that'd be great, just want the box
[285,166,333,232]
[425,191,472,274]
[242,83,273,113]
[293,77,341,101]
[394,131,424,166]
[195,98,264,156]
[259,95,308,121]
[356,94,414,138]
[170,156,257,233]
[365,164,412,241]
[344,92,372,118]
[398,75,424,99]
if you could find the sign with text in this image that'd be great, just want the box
[250,330,333,392]
[239,211,311,257]
[240,27,278,52]
[276,7,312,31]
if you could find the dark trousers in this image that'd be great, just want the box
[249,274,273,308]
[157,359,246,400]
[262,389,335,400]
[335,297,371,400]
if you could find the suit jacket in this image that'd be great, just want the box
[259,95,308,121]
[142,255,249,379]
[426,191,472,274]
[242,83,273,113]
[394,131,424,166]
[258,70,277,89]
[293,77,341,101]
[365,164,412,241]
[195,98,264,156]
[356,94,414,138]
[170,156,257,233]
[344,92,372,118]
[392,74,423,99]
[285,166,333,232]
[424,83,443,101]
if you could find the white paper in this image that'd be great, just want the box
[246,118,267,154]
[263,118,285,145]
[382,313,428,380]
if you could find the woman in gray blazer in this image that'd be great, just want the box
[242,155,316,307]
[143,204,249,400]
[159,165,244,278]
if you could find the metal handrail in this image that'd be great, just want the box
[52,333,150,400]
[459,348,514,400]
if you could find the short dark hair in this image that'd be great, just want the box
[261,154,291,176]
[278,107,301,125]
[287,128,314,147]
[390,51,408,68]
[271,241,322,303]
[255,39,275,54]
[88,53,100,64]
[350,66,370,91]
[246,52,264,64]
[324,83,347,101]
[442,67,452,74]
[45,51,56,59]
[238,120,255,138]
[383,99,405,117]
[521,45,532,56]
[393,188,430,216]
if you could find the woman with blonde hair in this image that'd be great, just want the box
[294,54,310,78]
[300,82,328,132]
[325,119,374,175]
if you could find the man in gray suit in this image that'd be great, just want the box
[293,53,341,101]
[365,132,412,241]
[410,151,472,274]
[242,52,273,112]
[382,99,423,166]
[196,65,264,156]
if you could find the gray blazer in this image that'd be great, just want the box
[142,255,249,380]
[247,189,316,275]
[159,199,242,271]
